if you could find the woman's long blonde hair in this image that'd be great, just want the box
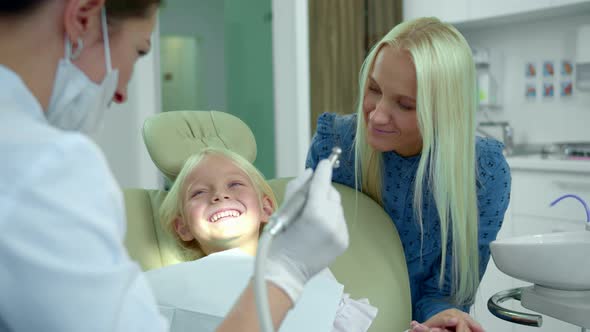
[354,17,479,305]
[159,147,277,259]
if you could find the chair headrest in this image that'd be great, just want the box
[143,111,257,181]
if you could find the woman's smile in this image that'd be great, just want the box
[370,126,399,135]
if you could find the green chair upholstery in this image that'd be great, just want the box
[123,111,411,331]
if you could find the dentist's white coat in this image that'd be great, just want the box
[0,65,167,331]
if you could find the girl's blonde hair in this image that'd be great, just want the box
[354,17,479,305]
[159,147,277,259]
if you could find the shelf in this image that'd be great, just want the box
[453,1,590,31]
[478,104,503,111]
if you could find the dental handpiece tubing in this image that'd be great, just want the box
[254,147,341,332]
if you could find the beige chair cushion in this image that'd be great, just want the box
[124,189,184,270]
[268,179,411,332]
[143,110,257,181]
[123,110,412,331]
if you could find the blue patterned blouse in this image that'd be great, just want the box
[305,113,512,322]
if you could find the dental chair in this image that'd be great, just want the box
[123,111,411,332]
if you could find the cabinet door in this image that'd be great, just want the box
[511,170,590,225]
[468,0,551,21]
[403,0,468,23]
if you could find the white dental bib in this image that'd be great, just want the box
[145,248,344,332]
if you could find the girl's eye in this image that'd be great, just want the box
[191,190,205,198]
[229,182,243,188]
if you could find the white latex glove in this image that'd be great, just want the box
[264,159,350,303]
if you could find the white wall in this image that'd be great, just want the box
[90,22,162,190]
[93,0,228,189]
[461,12,590,145]
[159,0,226,111]
[94,0,312,185]
[272,0,311,178]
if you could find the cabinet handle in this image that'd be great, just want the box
[488,287,543,327]
[554,181,590,192]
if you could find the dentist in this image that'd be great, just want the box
[0,1,349,331]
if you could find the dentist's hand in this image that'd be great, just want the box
[264,159,349,303]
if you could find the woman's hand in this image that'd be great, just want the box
[410,309,485,332]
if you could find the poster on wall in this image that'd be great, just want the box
[525,83,537,99]
[543,61,555,78]
[561,81,573,97]
[524,59,575,100]
[543,61,555,99]
[525,62,537,100]
[560,60,573,97]
[543,82,554,98]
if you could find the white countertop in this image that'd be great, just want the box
[507,155,590,173]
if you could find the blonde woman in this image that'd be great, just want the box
[306,17,511,331]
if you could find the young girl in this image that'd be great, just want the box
[160,147,276,259]
[159,147,377,332]
[307,17,511,332]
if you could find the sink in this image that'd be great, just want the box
[490,231,590,290]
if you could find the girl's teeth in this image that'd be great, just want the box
[211,210,240,222]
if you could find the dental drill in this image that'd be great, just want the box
[254,147,342,332]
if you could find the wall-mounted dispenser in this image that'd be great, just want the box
[575,24,590,91]
[473,47,504,110]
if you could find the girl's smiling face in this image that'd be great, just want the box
[174,154,272,255]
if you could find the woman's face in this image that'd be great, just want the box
[72,7,157,104]
[108,14,157,103]
[362,45,422,157]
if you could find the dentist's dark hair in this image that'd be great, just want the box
[0,0,45,14]
[0,0,162,19]
[106,0,162,22]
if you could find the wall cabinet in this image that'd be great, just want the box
[403,0,468,23]
[471,163,590,332]
[467,0,551,22]
[403,0,589,23]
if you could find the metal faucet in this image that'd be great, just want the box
[477,121,514,156]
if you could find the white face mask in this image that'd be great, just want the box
[46,8,119,134]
